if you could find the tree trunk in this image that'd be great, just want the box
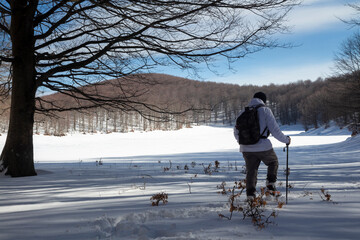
[0,1,37,177]
[0,88,37,177]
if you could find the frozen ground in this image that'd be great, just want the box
[0,125,359,240]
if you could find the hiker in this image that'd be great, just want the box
[234,92,291,200]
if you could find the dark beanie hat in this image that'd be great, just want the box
[253,92,267,103]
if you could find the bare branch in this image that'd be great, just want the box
[3,0,300,125]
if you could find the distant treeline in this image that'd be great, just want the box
[0,73,358,135]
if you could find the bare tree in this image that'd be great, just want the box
[334,32,360,75]
[0,0,299,177]
[333,3,360,133]
[341,3,360,27]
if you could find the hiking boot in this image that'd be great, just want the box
[266,184,276,192]
[266,184,281,197]
[246,189,256,201]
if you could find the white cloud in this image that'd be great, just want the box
[302,0,333,4]
[287,1,357,32]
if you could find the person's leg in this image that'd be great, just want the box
[242,152,261,197]
[260,149,279,190]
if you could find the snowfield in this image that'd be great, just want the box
[1,125,359,240]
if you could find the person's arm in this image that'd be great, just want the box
[264,108,290,145]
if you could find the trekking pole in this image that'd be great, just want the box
[283,144,289,204]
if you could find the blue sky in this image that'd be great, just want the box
[161,0,359,86]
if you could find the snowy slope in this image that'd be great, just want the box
[0,126,359,240]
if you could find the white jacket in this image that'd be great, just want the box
[234,98,290,152]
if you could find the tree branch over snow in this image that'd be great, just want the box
[3,0,300,105]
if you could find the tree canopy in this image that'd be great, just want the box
[0,0,299,177]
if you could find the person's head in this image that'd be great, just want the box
[253,92,266,103]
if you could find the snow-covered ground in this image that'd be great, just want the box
[1,125,359,240]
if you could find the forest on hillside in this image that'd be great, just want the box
[0,72,358,136]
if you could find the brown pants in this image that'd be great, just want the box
[242,149,278,197]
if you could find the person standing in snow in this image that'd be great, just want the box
[234,92,291,200]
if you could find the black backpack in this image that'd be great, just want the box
[235,104,269,145]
